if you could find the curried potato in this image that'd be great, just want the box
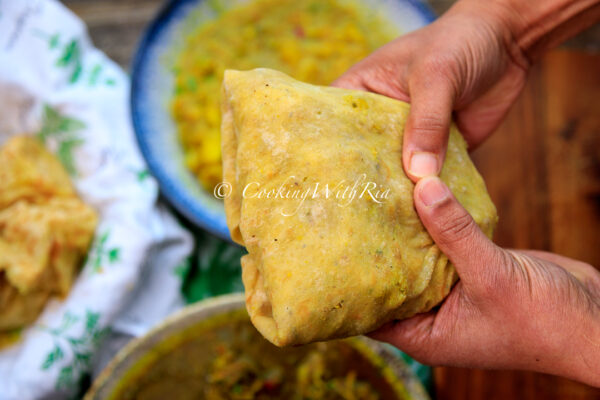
[172,0,398,190]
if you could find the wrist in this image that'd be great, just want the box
[446,0,531,70]
[452,0,600,63]
[504,0,600,61]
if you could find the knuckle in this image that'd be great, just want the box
[420,54,452,76]
[436,210,476,246]
[470,248,512,298]
[410,55,460,99]
[410,115,448,137]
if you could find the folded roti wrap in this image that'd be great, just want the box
[221,68,497,346]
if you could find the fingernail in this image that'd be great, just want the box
[409,152,439,178]
[418,177,449,207]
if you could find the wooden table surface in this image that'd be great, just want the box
[439,49,600,400]
[62,1,600,399]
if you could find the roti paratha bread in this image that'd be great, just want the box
[221,68,497,346]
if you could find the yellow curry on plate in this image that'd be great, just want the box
[171,0,399,190]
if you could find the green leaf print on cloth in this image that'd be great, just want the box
[87,230,121,273]
[38,310,109,392]
[41,345,64,370]
[0,2,193,398]
[55,38,83,83]
[34,30,118,87]
[136,168,151,183]
[36,104,85,176]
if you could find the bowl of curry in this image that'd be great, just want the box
[86,294,430,400]
[131,0,435,240]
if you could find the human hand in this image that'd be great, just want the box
[371,176,600,387]
[334,0,600,180]
[333,0,529,181]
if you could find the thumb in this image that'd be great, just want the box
[403,75,455,182]
[413,176,505,288]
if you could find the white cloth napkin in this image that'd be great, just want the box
[0,1,193,398]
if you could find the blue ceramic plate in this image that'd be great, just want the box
[131,0,436,242]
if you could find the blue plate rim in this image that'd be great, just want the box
[131,0,233,241]
[130,0,437,242]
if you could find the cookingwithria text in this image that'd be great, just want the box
[214,174,390,216]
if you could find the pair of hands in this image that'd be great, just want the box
[333,0,600,386]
